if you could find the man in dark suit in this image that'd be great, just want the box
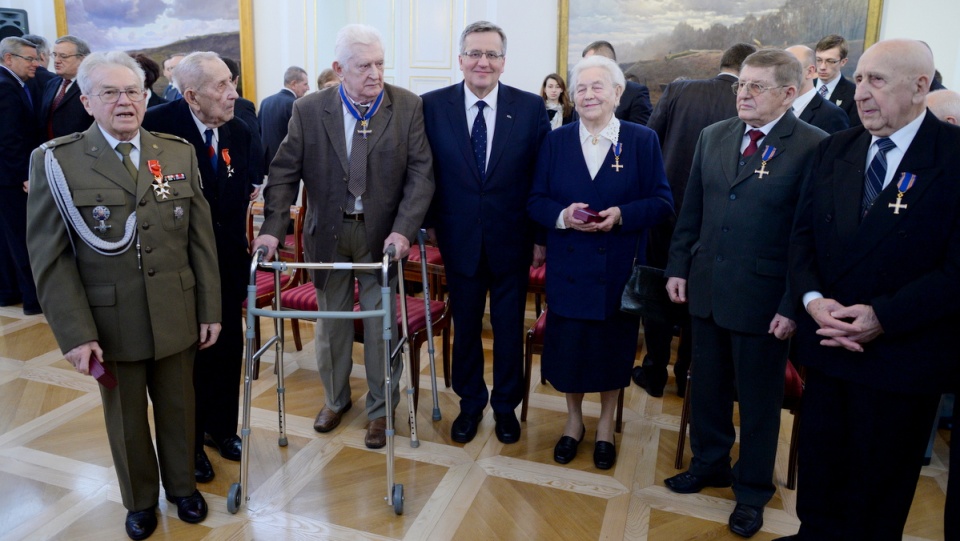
[814,34,860,127]
[22,34,54,107]
[251,24,434,450]
[259,66,309,168]
[786,45,849,134]
[582,40,652,125]
[422,21,550,444]
[925,86,960,541]
[638,42,756,398]
[0,36,42,316]
[222,56,264,196]
[161,53,185,102]
[27,51,220,540]
[39,35,93,141]
[143,51,256,485]
[785,40,960,540]
[664,49,827,538]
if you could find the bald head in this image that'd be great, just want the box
[785,45,816,93]
[927,90,960,125]
[853,39,934,136]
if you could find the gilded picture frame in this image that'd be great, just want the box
[53,0,257,103]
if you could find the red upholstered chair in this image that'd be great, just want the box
[528,264,546,317]
[405,243,445,301]
[243,202,304,349]
[674,359,804,490]
[522,308,625,433]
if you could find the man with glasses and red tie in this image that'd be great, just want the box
[814,34,861,128]
[0,36,42,315]
[39,35,93,141]
[664,49,826,538]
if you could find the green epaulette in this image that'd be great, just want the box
[39,132,83,150]
[150,132,192,146]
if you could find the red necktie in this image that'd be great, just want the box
[47,79,71,140]
[743,129,764,157]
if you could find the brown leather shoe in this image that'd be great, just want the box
[313,401,351,433]
[365,417,387,449]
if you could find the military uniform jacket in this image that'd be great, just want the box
[26,124,221,362]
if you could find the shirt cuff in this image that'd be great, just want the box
[555,210,567,229]
[803,291,824,309]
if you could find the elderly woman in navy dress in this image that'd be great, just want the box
[528,55,672,469]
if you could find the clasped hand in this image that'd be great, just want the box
[807,298,883,352]
[563,203,620,232]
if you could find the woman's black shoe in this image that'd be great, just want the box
[594,438,617,470]
[553,425,585,464]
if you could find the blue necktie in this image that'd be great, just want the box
[862,137,896,216]
[22,84,33,111]
[204,128,218,175]
[471,100,488,181]
[818,84,829,99]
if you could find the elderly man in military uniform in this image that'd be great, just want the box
[26,51,221,541]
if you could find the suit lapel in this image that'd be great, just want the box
[731,112,796,187]
[365,85,393,156]
[486,84,515,180]
[831,132,870,245]
[800,94,821,123]
[322,90,349,173]
[720,119,744,186]
[445,83,481,183]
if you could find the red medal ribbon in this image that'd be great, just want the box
[221,148,231,166]
[147,160,162,180]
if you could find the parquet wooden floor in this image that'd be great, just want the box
[0,300,951,540]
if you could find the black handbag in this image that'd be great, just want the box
[620,240,679,323]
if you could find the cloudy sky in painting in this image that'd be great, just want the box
[569,0,784,61]
[65,0,239,51]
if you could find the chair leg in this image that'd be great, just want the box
[521,331,534,422]
[292,318,303,351]
[616,387,624,433]
[674,371,693,470]
[787,409,801,490]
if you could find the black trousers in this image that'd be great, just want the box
[0,187,38,310]
[945,394,958,540]
[194,297,243,446]
[795,367,941,540]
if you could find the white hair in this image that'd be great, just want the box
[334,24,383,67]
[568,55,625,100]
[174,51,224,93]
[77,51,145,96]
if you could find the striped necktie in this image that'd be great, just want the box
[862,137,896,217]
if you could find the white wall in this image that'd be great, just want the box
[10,0,959,103]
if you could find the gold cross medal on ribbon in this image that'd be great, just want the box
[754,145,777,178]
[888,172,917,214]
[339,83,383,139]
[222,148,234,177]
[611,142,623,172]
[148,160,170,199]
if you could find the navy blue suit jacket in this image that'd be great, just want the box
[617,81,652,125]
[819,76,860,127]
[528,122,673,320]
[259,88,296,168]
[0,67,40,187]
[798,92,849,135]
[38,77,93,141]
[790,111,960,394]
[422,82,550,277]
[143,99,255,299]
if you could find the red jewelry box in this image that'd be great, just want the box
[573,207,603,223]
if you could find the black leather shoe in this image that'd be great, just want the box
[125,507,157,540]
[729,503,764,538]
[165,489,207,524]
[451,411,483,443]
[554,425,585,464]
[664,470,733,494]
[204,434,242,461]
[493,411,521,444]
[195,450,214,483]
[594,438,616,470]
[631,365,666,397]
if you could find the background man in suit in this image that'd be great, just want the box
[785,45,849,134]
[26,51,221,540]
[639,42,756,399]
[221,56,263,198]
[422,21,550,444]
[22,34,54,106]
[0,36,42,316]
[251,24,434,449]
[40,35,93,141]
[259,66,309,168]
[924,86,959,541]
[162,53,185,102]
[814,34,860,127]
[142,51,256,485]
[665,49,827,538]
[582,40,652,125]
[786,40,960,540]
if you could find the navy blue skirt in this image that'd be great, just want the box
[541,309,641,393]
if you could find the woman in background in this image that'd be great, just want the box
[540,73,576,130]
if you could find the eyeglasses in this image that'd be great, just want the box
[815,58,841,66]
[10,53,40,64]
[51,52,84,60]
[731,82,785,96]
[462,50,504,61]
[93,88,146,103]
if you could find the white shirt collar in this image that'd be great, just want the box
[281,87,296,97]
[792,87,817,115]
[815,76,841,97]
[744,112,787,136]
[189,109,218,145]
[98,124,141,150]
[464,83,499,112]
[0,65,25,86]
[579,115,621,146]
[873,109,926,153]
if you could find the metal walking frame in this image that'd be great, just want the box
[228,245,422,516]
